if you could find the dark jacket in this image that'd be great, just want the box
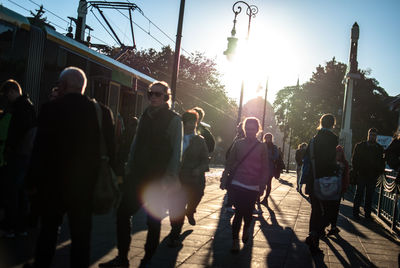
[352,140,385,179]
[197,124,215,153]
[127,105,182,187]
[180,135,209,185]
[385,138,400,171]
[295,148,306,166]
[5,94,36,158]
[305,128,338,194]
[26,94,115,210]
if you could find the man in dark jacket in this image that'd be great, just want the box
[352,128,385,220]
[100,81,182,268]
[26,67,115,268]
[0,79,36,238]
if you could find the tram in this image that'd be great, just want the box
[0,5,155,122]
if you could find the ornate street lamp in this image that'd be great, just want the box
[224,1,258,125]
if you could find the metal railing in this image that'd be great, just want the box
[373,168,400,234]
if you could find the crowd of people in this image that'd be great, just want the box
[0,65,399,267]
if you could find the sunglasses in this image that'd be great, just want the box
[147,91,164,98]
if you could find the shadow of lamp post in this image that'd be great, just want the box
[223,1,258,125]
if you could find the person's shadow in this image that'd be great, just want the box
[258,202,319,267]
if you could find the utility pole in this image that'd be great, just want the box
[339,22,360,161]
[261,80,268,137]
[75,0,87,42]
[171,0,186,110]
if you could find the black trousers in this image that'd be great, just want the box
[33,205,92,268]
[309,194,329,236]
[230,185,259,240]
[182,181,205,216]
[116,182,185,260]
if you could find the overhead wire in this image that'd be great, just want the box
[124,0,192,56]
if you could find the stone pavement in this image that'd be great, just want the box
[1,168,400,267]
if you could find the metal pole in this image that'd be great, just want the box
[261,80,268,137]
[286,128,292,173]
[237,80,244,125]
[170,0,186,110]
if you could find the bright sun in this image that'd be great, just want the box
[219,24,302,105]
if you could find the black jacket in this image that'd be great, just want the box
[197,124,215,153]
[26,94,115,210]
[386,138,400,170]
[352,140,385,179]
[305,128,338,194]
[5,94,36,157]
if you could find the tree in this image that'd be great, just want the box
[273,58,397,150]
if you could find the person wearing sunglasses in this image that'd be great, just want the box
[100,81,183,268]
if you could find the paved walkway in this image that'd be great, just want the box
[1,168,400,267]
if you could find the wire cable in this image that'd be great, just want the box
[90,8,120,45]
[124,0,192,56]
[6,0,30,12]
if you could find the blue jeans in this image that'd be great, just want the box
[353,177,377,217]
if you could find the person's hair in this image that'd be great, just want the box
[0,79,22,96]
[317,113,336,130]
[148,81,171,106]
[59,66,87,94]
[263,132,273,142]
[182,109,199,124]
[243,117,261,135]
[192,107,204,121]
[297,142,307,150]
[368,128,378,134]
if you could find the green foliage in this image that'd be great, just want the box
[273,58,397,149]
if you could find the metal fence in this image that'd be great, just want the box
[372,169,400,234]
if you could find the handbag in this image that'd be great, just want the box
[220,141,260,190]
[310,139,341,200]
[92,101,121,214]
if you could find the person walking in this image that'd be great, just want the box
[220,117,268,253]
[324,145,350,236]
[260,133,279,206]
[304,114,338,255]
[99,81,183,268]
[193,107,215,154]
[385,128,400,171]
[295,142,307,194]
[0,79,36,238]
[352,128,385,220]
[179,110,209,226]
[25,67,116,268]
[223,122,245,213]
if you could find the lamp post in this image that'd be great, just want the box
[224,1,258,125]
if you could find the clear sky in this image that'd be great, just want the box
[2,0,399,104]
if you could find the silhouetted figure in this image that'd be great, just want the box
[193,107,215,154]
[221,117,268,253]
[100,81,183,268]
[179,110,209,226]
[25,67,115,268]
[295,142,307,193]
[224,122,245,213]
[304,114,338,255]
[385,129,400,171]
[260,133,279,206]
[0,79,36,238]
[352,128,385,220]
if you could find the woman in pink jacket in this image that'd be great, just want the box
[221,117,268,253]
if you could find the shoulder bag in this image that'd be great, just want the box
[310,139,341,200]
[92,101,121,214]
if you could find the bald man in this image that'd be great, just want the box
[26,67,116,268]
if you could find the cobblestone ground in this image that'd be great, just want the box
[1,168,399,267]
